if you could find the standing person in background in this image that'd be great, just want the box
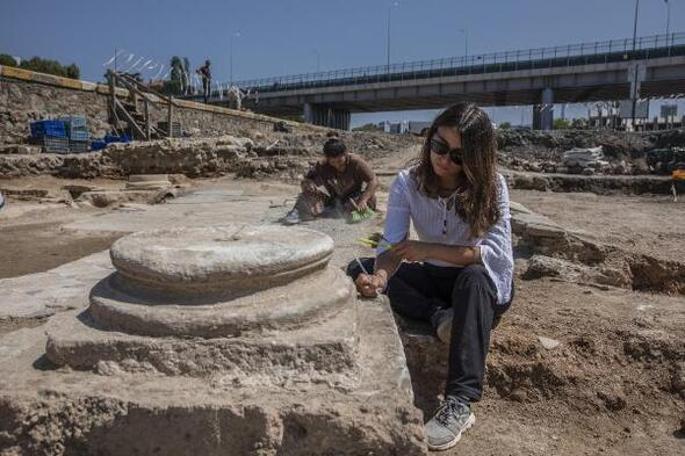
[348,103,514,451]
[672,162,685,202]
[196,60,212,103]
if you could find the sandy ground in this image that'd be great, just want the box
[0,176,302,278]
[512,189,685,264]
[0,155,683,454]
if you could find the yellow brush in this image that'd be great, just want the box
[357,232,396,250]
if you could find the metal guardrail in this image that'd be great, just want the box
[232,32,685,93]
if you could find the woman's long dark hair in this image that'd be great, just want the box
[411,103,500,238]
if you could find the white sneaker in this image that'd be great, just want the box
[425,396,475,451]
[283,209,301,225]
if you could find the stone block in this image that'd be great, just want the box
[18,225,428,454]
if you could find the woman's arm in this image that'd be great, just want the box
[392,241,481,266]
[477,176,514,303]
[355,173,410,297]
[392,175,511,274]
[355,248,401,296]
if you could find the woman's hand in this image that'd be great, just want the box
[354,273,386,298]
[392,240,432,262]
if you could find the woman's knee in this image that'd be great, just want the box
[453,264,492,291]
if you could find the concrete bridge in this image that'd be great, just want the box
[196,33,685,130]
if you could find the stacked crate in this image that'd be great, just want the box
[29,120,70,153]
[157,121,182,138]
[59,116,91,153]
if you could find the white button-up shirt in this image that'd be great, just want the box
[378,168,514,305]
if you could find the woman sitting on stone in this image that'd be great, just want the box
[348,103,514,451]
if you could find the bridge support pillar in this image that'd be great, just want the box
[303,103,350,130]
[533,88,554,131]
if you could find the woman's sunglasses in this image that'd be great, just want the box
[430,138,463,165]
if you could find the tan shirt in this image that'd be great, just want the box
[305,153,376,200]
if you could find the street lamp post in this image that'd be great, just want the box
[230,31,241,86]
[458,28,469,61]
[386,1,399,71]
[314,49,320,72]
[665,0,671,38]
[632,0,640,52]
[631,0,640,129]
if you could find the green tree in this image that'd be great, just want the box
[162,56,184,95]
[353,123,383,132]
[498,122,511,129]
[571,118,589,130]
[0,54,18,66]
[182,57,191,94]
[553,118,571,130]
[65,63,80,79]
[14,56,81,79]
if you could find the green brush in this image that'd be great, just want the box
[349,207,375,224]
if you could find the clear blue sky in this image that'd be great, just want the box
[2,0,683,126]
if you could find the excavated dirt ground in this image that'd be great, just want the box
[511,190,684,263]
[1,138,684,455]
[0,176,128,278]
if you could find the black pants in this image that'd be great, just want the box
[202,79,210,103]
[347,258,510,402]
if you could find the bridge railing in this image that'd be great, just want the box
[233,32,685,93]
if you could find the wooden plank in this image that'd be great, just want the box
[167,100,173,138]
[114,98,146,139]
[108,72,117,129]
[144,99,151,140]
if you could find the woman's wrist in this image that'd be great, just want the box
[473,246,482,264]
[374,270,389,288]
[422,242,438,260]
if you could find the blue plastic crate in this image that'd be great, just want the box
[59,116,89,140]
[39,136,70,154]
[69,139,91,154]
[58,116,87,129]
[104,134,131,144]
[30,120,67,139]
[90,140,107,151]
[69,129,90,141]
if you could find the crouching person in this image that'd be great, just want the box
[284,137,378,224]
[347,103,514,451]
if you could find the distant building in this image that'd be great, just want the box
[406,121,431,136]
[378,120,431,135]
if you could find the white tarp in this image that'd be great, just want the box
[563,146,608,168]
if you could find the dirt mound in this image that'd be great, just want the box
[0,130,420,180]
[497,128,684,176]
[511,199,685,296]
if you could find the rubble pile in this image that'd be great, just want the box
[496,128,684,176]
